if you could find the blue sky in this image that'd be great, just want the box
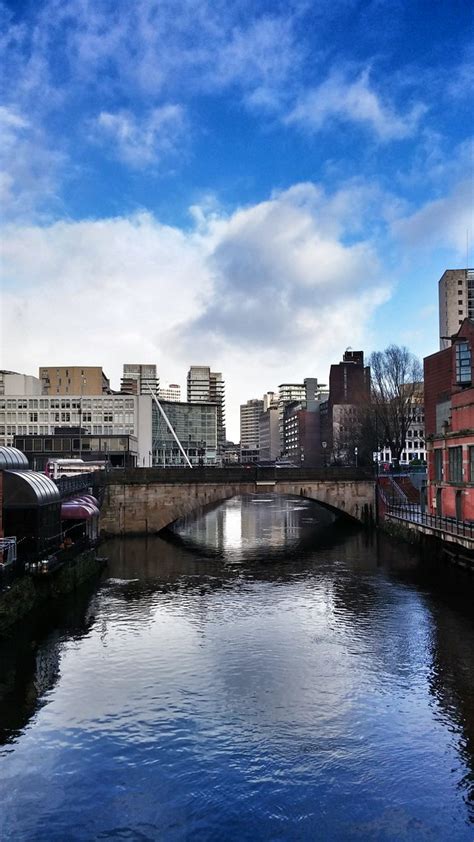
[1,0,473,437]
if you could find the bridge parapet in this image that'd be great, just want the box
[104,466,375,485]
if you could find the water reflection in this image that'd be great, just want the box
[1,495,474,840]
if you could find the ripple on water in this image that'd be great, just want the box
[1,497,474,839]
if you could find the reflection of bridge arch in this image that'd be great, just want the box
[100,468,375,535]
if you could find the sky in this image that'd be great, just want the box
[0,0,473,440]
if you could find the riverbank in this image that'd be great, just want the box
[379,516,474,571]
[0,549,106,635]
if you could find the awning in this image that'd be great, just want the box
[73,494,99,507]
[0,447,29,471]
[61,500,99,520]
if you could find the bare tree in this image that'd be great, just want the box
[369,345,423,464]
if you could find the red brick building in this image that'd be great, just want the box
[320,350,371,463]
[424,319,474,521]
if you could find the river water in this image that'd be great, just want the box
[1,495,474,840]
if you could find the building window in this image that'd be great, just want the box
[434,449,443,481]
[448,446,463,483]
[455,342,472,385]
[470,446,474,482]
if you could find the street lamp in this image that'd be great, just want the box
[354,446,358,468]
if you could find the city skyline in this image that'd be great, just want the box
[1,1,473,440]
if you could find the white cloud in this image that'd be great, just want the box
[392,179,474,255]
[0,105,65,221]
[1,183,390,438]
[90,105,187,168]
[286,68,426,141]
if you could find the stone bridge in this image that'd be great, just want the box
[99,467,376,535]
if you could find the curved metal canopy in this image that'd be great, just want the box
[3,470,60,507]
[0,447,29,471]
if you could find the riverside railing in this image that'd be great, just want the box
[388,505,474,541]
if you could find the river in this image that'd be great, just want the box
[1,495,474,840]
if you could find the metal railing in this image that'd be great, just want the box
[388,504,474,541]
[55,472,106,499]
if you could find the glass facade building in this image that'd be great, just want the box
[152,401,217,466]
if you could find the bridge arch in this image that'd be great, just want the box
[100,468,375,535]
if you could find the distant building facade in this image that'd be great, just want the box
[159,384,181,402]
[320,351,370,464]
[278,379,327,455]
[152,400,217,466]
[439,268,474,350]
[13,429,138,470]
[259,403,280,462]
[0,371,41,396]
[282,401,321,466]
[0,393,152,466]
[240,398,264,463]
[187,367,225,456]
[39,366,110,395]
[121,364,159,397]
[424,318,474,521]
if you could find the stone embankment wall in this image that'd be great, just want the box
[100,471,376,535]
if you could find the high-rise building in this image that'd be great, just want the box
[121,364,159,397]
[158,384,181,402]
[240,398,264,463]
[439,268,474,350]
[187,367,225,454]
[39,366,111,395]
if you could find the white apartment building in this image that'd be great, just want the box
[0,393,153,466]
[158,384,181,402]
[439,268,474,349]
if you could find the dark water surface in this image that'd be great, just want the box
[2,495,474,840]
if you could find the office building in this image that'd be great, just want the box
[152,400,217,466]
[424,318,474,520]
[0,393,152,466]
[39,366,111,395]
[187,367,225,454]
[121,364,159,397]
[439,268,474,350]
[13,429,138,471]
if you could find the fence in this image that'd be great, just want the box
[55,471,106,501]
[388,504,474,541]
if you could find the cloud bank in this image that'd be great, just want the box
[2,182,391,437]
